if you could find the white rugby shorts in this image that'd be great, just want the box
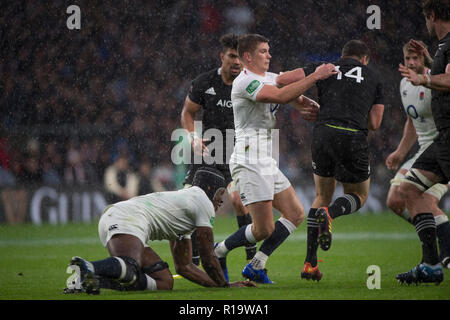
[98,206,150,247]
[229,157,290,206]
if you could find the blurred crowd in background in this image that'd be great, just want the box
[0,0,432,199]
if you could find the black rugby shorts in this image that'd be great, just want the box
[311,124,370,183]
[411,128,450,183]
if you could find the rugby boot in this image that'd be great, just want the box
[301,262,323,281]
[242,263,273,284]
[396,263,443,285]
[69,256,100,294]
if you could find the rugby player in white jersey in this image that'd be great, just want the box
[64,167,255,294]
[386,40,450,268]
[213,34,337,283]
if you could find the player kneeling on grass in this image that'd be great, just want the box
[64,167,256,294]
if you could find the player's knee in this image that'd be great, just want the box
[289,206,304,227]
[253,224,274,241]
[143,260,172,290]
[386,195,405,215]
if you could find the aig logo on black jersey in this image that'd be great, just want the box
[217,99,232,108]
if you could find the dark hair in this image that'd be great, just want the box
[423,0,450,21]
[237,34,269,59]
[341,40,370,59]
[192,167,226,201]
[220,34,239,52]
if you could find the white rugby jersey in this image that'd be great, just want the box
[230,68,279,162]
[111,186,214,241]
[400,76,438,148]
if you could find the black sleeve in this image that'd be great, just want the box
[302,62,323,77]
[188,76,205,106]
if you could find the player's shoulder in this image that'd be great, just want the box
[187,186,210,202]
[232,69,250,88]
[192,68,220,85]
[400,77,408,87]
[188,186,214,213]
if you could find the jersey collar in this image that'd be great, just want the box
[243,67,266,78]
[439,32,450,45]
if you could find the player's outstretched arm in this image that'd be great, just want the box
[256,64,337,105]
[275,68,306,87]
[385,117,417,170]
[399,63,450,91]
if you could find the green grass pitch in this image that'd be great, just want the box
[0,212,448,300]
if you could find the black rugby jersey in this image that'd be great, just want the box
[430,32,450,131]
[188,68,235,163]
[304,58,384,133]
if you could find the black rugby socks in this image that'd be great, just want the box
[328,193,361,219]
[413,213,440,265]
[305,208,319,267]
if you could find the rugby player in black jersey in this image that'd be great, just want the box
[297,40,385,281]
[395,0,450,285]
[180,34,257,267]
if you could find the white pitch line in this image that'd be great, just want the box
[0,232,416,247]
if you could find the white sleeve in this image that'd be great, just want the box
[235,74,265,102]
[195,200,215,228]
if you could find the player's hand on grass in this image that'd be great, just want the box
[229,280,257,288]
[399,63,421,86]
[314,63,338,80]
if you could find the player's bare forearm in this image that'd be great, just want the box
[170,239,221,287]
[180,96,201,132]
[196,227,228,287]
[396,117,418,156]
[428,72,450,91]
[179,263,220,287]
[276,68,306,87]
[367,104,384,130]
[257,64,336,105]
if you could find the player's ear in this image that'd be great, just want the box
[362,55,370,65]
[243,51,252,62]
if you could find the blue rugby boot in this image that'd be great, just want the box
[396,263,443,285]
[242,263,273,284]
